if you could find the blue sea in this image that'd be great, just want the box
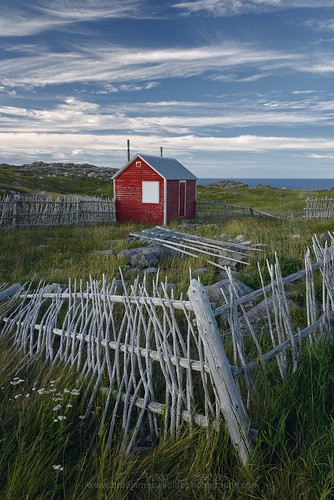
[197,178,334,190]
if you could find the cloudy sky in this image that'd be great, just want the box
[1,0,334,178]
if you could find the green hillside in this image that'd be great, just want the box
[0,161,118,198]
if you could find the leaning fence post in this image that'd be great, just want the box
[188,279,253,465]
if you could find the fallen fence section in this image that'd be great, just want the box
[196,201,280,221]
[0,195,116,229]
[1,234,334,465]
[304,197,334,219]
[130,226,262,270]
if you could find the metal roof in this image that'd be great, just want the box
[139,154,197,180]
[113,154,197,180]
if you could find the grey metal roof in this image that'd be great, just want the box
[138,154,197,180]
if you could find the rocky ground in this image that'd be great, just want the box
[206,180,249,188]
[0,161,118,180]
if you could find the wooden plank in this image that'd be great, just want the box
[188,279,253,465]
[0,283,21,302]
[20,291,194,311]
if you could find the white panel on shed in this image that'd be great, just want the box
[142,181,160,204]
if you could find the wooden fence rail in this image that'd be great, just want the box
[304,197,334,219]
[0,195,116,229]
[1,234,334,464]
[196,201,280,221]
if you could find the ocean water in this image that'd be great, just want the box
[197,178,334,190]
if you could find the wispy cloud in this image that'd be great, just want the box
[2,95,334,135]
[1,132,334,160]
[307,153,334,159]
[305,19,334,32]
[1,41,301,88]
[173,0,334,17]
[0,0,143,37]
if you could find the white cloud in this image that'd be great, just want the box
[173,0,334,16]
[307,153,334,159]
[0,1,144,37]
[1,131,334,157]
[0,41,301,89]
[2,95,334,136]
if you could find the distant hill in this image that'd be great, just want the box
[206,179,249,189]
[0,161,119,197]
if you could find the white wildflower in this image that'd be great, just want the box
[79,415,86,420]
[25,394,30,398]
[53,405,62,411]
[66,404,72,408]
[37,388,46,395]
[53,396,63,402]
[10,378,24,385]
[52,464,64,471]
[14,394,22,399]
[70,389,80,396]
[55,415,67,421]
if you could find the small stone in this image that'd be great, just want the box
[234,234,246,244]
[193,268,209,275]
[93,249,116,256]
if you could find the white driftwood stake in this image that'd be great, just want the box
[188,279,253,465]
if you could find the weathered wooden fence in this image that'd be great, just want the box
[1,234,334,464]
[0,195,116,229]
[196,201,279,221]
[304,197,334,219]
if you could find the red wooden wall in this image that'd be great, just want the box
[115,159,164,224]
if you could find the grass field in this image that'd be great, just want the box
[1,182,334,499]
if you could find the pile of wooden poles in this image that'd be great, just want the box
[129,226,263,269]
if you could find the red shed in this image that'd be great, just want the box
[113,154,197,225]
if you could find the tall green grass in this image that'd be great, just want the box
[1,338,334,498]
[1,186,334,498]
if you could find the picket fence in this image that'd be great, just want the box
[304,197,334,219]
[1,234,334,465]
[0,195,116,229]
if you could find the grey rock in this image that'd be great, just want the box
[144,267,159,274]
[218,250,245,269]
[234,234,246,244]
[130,253,159,269]
[43,283,67,293]
[319,232,330,241]
[193,268,209,275]
[205,279,254,306]
[119,245,173,267]
[239,296,293,331]
[94,249,116,256]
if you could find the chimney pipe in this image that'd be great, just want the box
[127,139,130,161]
[160,146,163,157]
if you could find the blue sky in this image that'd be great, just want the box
[1,1,334,178]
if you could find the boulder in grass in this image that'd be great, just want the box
[205,279,254,307]
[119,245,173,268]
[130,252,159,270]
